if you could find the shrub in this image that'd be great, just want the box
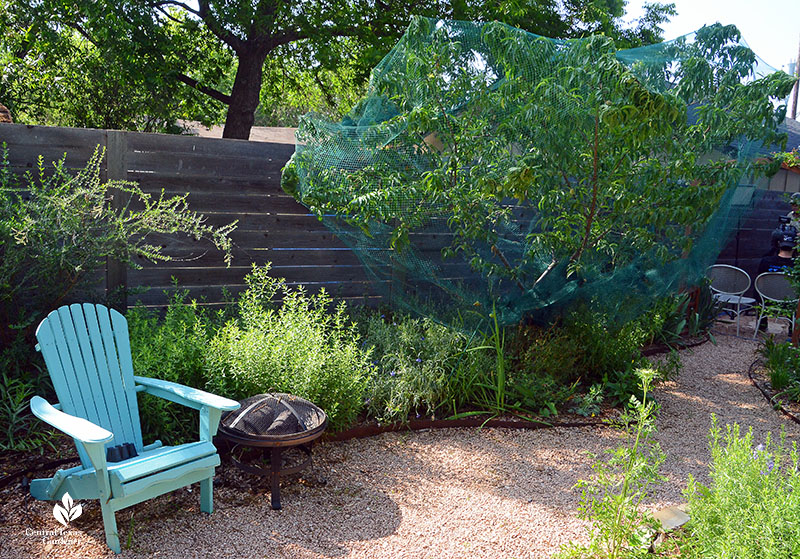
[127,293,227,444]
[357,311,492,423]
[0,145,234,450]
[680,419,800,559]
[514,304,650,388]
[0,145,234,349]
[203,265,371,432]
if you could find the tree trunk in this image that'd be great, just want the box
[222,48,269,139]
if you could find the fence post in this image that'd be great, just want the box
[106,131,128,311]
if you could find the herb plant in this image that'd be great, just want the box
[680,419,800,559]
[561,367,666,559]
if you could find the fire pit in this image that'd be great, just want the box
[217,393,328,509]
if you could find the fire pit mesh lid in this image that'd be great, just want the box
[220,393,327,438]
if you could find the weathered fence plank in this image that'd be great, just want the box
[127,131,296,159]
[127,150,288,177]
[1,123,390,309]
[106,131,129,309]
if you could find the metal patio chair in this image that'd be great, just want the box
[753,272,798,338]
[707,264,756,337]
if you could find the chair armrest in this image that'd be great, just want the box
[30,396,114,445]
[134,376,240,412]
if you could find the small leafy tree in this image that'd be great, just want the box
[288,20,796,323]
[0,145,236,349]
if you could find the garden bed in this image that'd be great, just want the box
[749,360,800,426]
[1,334,796,558]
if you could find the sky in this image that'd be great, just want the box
[625,0,800,71]
[625,0,800,120]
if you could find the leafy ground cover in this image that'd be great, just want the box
[1,259,714,450]
[121,264,702,445]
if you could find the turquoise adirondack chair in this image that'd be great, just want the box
[28,303,240,553]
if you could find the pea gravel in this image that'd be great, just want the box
[2,334,797,559]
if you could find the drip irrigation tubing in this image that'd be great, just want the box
[747,358,800,427]
[0,456,79,491]
[641,332,710,356]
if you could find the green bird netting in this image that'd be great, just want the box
[282,17,796,328]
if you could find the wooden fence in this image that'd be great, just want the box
[1,123,383,308]
[717,189,791,297]
[2,122,796,310]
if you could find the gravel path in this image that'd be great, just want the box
[2,335,796,558]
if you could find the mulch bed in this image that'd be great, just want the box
[748,359,800,426]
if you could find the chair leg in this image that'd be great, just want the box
[753,310,765,339]
[100,500,121,554]
[200,477,213,514]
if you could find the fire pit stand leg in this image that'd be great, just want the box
[270,447,282,510]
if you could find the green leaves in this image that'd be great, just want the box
[290,18,791,325]
[682,420,800,559]
[563,367,666,559]
[202,265,371,432]
[0,144,235,346]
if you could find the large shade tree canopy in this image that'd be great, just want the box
[0,1,232,131]
[0,1,675,137]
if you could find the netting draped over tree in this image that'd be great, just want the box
[282,17,796,327]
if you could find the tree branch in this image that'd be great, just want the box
[149,1,200,17]
[311,70,337,110]
[533,257,559,287]
[266,30,305,50]
[154,6,186,25]
[197,0,244,51]
[491,245,526,291]
[175,73,231,104]
[571,105,601,263]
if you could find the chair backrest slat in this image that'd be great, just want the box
[68,305,119,440]
[36,309,93,466]
[84,304,143,449]
[35,304,144,468]
[108,307,143,448]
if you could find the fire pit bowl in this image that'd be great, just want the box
[217,393,328,509]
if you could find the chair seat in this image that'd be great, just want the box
[110,441,217,483]
[70,441,219,498]
[713,293,756,306]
